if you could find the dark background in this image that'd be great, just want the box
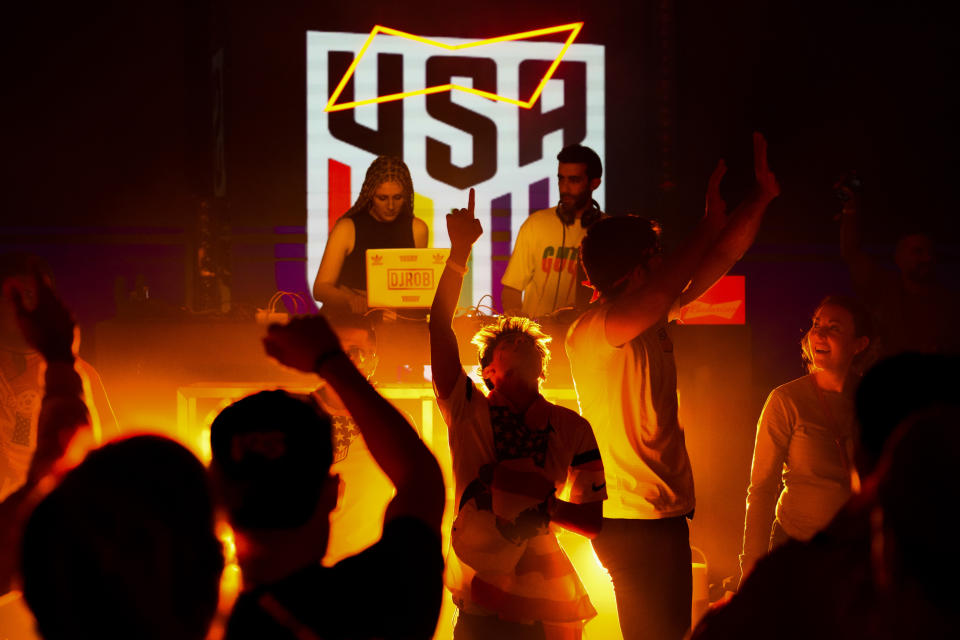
[2,0,956,585]
[3,0,956,371]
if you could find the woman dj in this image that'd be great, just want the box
[313,156,429,313]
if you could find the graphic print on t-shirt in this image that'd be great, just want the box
[541,246,580,276]
[331,414,361,463]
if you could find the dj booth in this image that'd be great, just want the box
[93,313,579,437]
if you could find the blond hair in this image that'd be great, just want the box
[471,316,552,382]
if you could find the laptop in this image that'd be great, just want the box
[366,248,450,308]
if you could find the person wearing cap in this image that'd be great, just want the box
[313,156,429,314]
[210,314,444,640]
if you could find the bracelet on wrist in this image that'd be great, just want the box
[445,257,468,275]
[313,349,346,371]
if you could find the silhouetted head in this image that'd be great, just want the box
[854,352,959,475]
[21,435,223,640]
[581,215,662,300]
[209,390,335,531]
[872,405,960,613]
[473,316,551,395]
[894,232,934,284]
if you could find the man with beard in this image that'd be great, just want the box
[501,145,604,318]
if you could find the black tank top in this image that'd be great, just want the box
[338,209,416,290]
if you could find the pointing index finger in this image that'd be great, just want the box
[468,188,475,216]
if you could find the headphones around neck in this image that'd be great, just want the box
[557,199,602,228]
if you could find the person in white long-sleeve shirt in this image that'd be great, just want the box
[739,295,874,583]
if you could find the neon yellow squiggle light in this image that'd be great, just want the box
[324,23,584,112]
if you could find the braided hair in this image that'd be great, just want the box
[344,156,415,222]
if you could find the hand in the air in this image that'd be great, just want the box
[5,267,75,362]
[263,315,344,373]
[704,158,728,234]
[753,132,781,202]
[4,269,91,485]
[833,173,861,216]
[446,188,483,252]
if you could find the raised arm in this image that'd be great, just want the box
[670,133,781,318]
[604,158,732,346]
[0,270,91,594]
[312,218,367,314]
[429,188,482,399]
[263,316,444,533]
[838,182,885,294]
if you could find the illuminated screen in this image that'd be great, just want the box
[306,26,605,310]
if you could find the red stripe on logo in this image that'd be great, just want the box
[328,159,351,230]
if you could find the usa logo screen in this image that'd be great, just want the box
[306,26,605,310]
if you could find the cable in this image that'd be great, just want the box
[550,222,566,314]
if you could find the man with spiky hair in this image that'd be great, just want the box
[430,189,607,639]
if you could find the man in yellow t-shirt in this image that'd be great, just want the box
[501,145,604,318]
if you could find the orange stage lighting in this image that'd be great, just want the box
[325,23,584,112]
[207,521,242,640]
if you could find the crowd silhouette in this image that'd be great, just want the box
[1,133,957,640]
